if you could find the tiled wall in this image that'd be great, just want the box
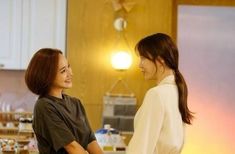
[0,70,37,112]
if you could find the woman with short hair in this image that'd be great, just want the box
[25,48,103,154]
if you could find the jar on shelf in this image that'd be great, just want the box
[18,117,33,132]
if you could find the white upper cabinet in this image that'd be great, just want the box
[0,1,22,69]
[0,0,67,70]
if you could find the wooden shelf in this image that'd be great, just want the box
[0,134,30,140]
[0,112,32,122]
[0,112,34,139]
[0,127,18,131]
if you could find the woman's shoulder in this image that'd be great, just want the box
[63,94,81,104]
[63,94,85,110]
[36,96,51,104]
[143,87,165,109]
[148,83,175,94]
[146,86,163,95]
[145,85,171,101]
[34,96,55,109]
[143,87,161,103]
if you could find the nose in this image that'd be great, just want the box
[67,67,73,76]
[138,60,143,68]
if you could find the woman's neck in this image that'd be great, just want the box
[156,68,174,85]
[48,89,63,99]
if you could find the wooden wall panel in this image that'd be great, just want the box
[66,0,174,130]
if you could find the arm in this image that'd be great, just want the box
[127,89,164,154]
[64,140,87,154]
[87,140,103,154]
[78,102,103,154]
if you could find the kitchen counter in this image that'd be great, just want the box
[104,151,125,154]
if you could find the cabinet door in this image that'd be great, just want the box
[21,0,67,69]
[0,0,67,70]
[0,1,22,70]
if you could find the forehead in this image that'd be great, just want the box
[58,54,67,67]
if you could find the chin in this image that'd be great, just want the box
[144,75,151,80]
[144,75,156,80]
[64,84,72,88]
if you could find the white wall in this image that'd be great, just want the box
[178,5,235,154]
[0,71,36,112]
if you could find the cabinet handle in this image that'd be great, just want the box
[0,64,4,68]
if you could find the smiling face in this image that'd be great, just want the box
[50,54,73,95]
[139,56,158,80]
[136,33,177,84]
[138,56,168,83]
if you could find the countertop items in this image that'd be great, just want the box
[0,112,33,136]
[95,124,126,152]
[0,138,16,153]
[0,111,35,153]
[104,151,125,154]
[18,117,33,133]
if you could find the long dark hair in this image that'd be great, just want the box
[25,48,62,96]
[136,33,193,124]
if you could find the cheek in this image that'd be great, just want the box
[148,65,157,76]
[54,77,62,84]
[147,63,156,71]
[54,74,65,83]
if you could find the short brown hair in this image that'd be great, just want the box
[25,48,62,96]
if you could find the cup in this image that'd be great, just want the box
[6,122,15,128]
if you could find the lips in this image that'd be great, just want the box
[65,79,72,83]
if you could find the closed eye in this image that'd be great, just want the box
[60,69,66,73]
[59,64,71,73]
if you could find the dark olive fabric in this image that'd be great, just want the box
[33,94,96,154]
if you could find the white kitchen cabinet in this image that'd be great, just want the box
[0,0,22,69]
[0,0,67,70]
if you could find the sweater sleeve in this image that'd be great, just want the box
[79,101,96,145]
[127,88,164,154]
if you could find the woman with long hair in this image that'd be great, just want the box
[127,33,193,154]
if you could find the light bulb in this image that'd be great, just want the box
[111,51,132,70]
[113,17,127,31]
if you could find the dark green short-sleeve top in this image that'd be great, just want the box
[33,94,96,154]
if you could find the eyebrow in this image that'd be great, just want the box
[59,66,66,71]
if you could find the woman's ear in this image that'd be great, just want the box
[155,57,165,66]
[155,58,165,75]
